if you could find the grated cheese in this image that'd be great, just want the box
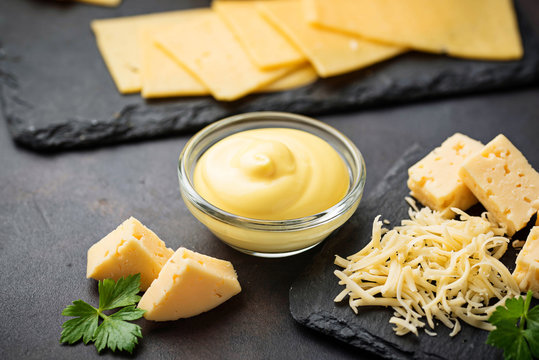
[335,205,520,336]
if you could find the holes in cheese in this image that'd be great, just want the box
[138,247,241,321]
[407,133,484,218]
[258,0,405,78]
[86,217,174,291]
[305,0,523,60]
[335,204,519,337]
[459,134,539,236]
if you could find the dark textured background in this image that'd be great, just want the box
[1,0,539,150]
[1,0,539,359]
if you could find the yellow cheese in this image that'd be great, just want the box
[213,1,306,69]
[154,11,296,101]
[261,63,317,92]
[140,29,207,99]
[304,0,522,60]
[91,9,208,94]
[138,247,241,321]
[257,0,405,78]
[141,28,317,98]
[459,135,539,236]
[74,0,121,7]
[86,217,174,291]
[513,227,539,298]
[407,133,483,218]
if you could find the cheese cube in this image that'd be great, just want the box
[513,227,539,298]
[459,135,539,236]
[138,248,241,321]
[407,133,483,217]
[87,217,174,291]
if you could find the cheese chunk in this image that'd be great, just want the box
[213,1,306,69]
[91,9,208,94]
[258,0,405,78]
[408,133,483,218]
[459,135,539,236]
[304,0,522,60]
[154,11,295,101]
[138,248,241,321]
[87,217,174,291]
[513,227,539,298]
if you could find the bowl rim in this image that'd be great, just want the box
[178,111,366,232]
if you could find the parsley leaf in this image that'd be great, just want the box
[487,291,539,360]
[60,274,146,354]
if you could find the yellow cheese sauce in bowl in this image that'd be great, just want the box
[178,112,365,257]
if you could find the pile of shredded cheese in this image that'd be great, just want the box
[334,200,520,337]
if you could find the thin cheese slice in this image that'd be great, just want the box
[154,11,296,101]
[140,29,207,99]
[74,0,121,7]
[213,1,306,70]
[257,0,405,78]
[91,9,209,94]
[304,0,522,60]
[261,63,317,92]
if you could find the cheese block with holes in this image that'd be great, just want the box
[138,247,241,321]
[407,133,483,218]
[87,217,174,291]
[459,134,539,236]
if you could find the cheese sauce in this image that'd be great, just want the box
[193,128,349,220]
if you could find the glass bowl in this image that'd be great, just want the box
[178,112,366,258]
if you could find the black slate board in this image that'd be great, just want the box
[289,144,538,360]
[1,0,539,150]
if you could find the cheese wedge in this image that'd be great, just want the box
[513,227,539,298]
[213,1,306,69]
[138,247,241,321]
[459,135,539,236]
[74,0,121,7]
[304,0,522,60]
[258,0,405,78]
[154,11,296,101]
[408,133,483,218]
[91,9,209,94]
[87,217,174,291]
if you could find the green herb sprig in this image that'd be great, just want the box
[487,291,539,360]
[60,274,146,354]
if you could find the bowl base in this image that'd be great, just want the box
[224,241,323,258]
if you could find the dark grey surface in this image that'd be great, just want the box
[1,86,539,360]
[1,0,539,150]
[289,144,537,360]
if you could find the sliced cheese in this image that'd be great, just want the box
[459,135,539,236]
[138,247,241,321]
[213,1,306,69]
[87,217,174,291]
[257,0,405,78]
[335,206,519,336]
[261,63,317,92]
[74,0,121,7]
[513,227,539,298]
[407,133,483,218]
[154,11,296,101]
[140,28,207,99]
[304,0,522,60]
[91,9,209,94]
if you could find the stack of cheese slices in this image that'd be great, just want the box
[91,0,523,101]
[335,134,539,337]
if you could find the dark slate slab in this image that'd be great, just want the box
[289,144,537,360]
[1,1,539,150]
